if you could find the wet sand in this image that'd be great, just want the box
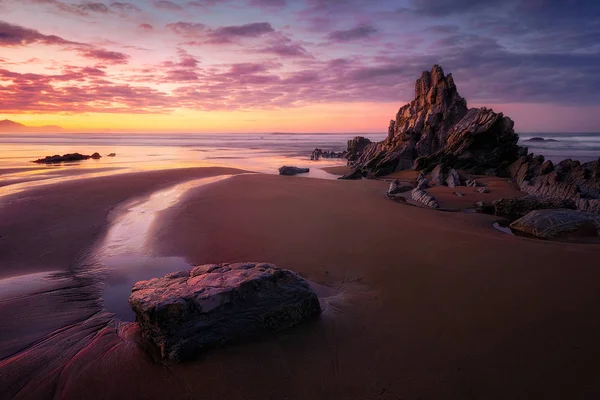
[2,170,600,399]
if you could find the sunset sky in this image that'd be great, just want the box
[0,0,599,133]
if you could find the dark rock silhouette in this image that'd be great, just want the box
[33,153,100,164]
[525,137,559,142]
[341,65,519,179]
[279,166,309,176]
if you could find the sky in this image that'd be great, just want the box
[0,0,599,133]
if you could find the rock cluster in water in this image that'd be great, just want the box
[129,262,321,362]
[310,148,346,161]
[33,152,102,164]
[341,65,520,179]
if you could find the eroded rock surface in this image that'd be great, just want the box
[510,209,600,239]
[509,155,600,213]
[129,262,321,362]
[341,65,519,178]
[493,196,576,220]
[411,189,439,209]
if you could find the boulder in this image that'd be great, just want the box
[446,169,461,188]
[279,166,309,176]
[430,164,447,186]
[91,152,102,159]
[387,180,411,195]
[342,65,519,178]
[510,209,600,240]
[493,196,577,220]
[107,153,117,157]
[129,262,322,362]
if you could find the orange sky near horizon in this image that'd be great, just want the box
[1,1,599,134]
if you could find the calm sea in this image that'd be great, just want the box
[0,132,598,177]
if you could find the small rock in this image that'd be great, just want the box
[279,166,309,176]
[107,153,116,157]
[477,187,489,194]
[91,152,102,159]
[454,192,465,197]
[387,180,411,195]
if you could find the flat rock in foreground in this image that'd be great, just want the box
[510,209,600,240]
[129,262,321,362]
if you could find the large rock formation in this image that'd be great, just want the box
[129,262,321,362]
[341,65,519,179]
[509,155,600,213]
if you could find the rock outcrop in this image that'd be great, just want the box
[129,262,321,362]
[346,136,372,163]
[279,166,309,176]
[510,209,600,239]
[509,155,600,213]
[340,65,519,179]
[493,196,577,220]
[33,152,102,164]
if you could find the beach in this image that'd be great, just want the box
[2,161,600,399]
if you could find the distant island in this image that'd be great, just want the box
[524,137,559,142]
[0,119,65,133]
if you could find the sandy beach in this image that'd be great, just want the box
[1,167,600,399]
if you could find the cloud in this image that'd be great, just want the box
[0,20,80,46]
[167,21,277,45]
[154,0,183,10]
[139,23,154,31]
[327,24,378,42]
[110,1,141,12]
[79,49,130,64]
[0,21,130,65]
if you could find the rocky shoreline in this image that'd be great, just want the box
[311,65,599,240]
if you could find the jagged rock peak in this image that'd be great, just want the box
[341,64,519,179]
[414,64,465,108]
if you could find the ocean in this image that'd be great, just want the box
[0,132,598,195]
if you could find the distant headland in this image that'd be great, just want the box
[0,119,65,133]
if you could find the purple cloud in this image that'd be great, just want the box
[139,23,154,31]
[0,20,80,46]
[328,24,378,42]
[78,49,130,64]
[154,0,183,10]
